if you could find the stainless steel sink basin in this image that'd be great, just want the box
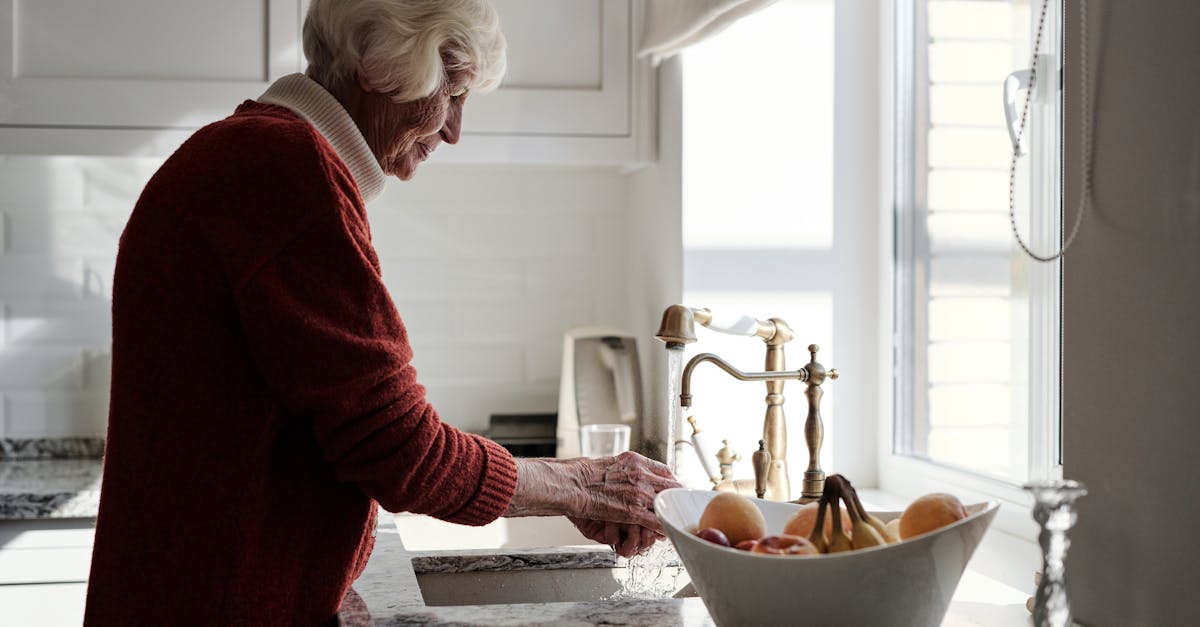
[416,563,695,606]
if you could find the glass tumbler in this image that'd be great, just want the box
[580,424,631,458]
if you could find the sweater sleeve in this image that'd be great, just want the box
[231,196,517,526]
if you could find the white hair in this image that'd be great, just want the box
[304,0,506,101]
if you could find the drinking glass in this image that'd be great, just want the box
[580,424,631,458]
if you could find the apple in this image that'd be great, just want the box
[750,534,820,556]
[695,527,731,547]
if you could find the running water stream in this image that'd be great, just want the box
[664,346,685,474]
[609,347,689,600]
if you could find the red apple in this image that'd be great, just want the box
[734,539,758,551]
[695,527,731,547]
[750,534,820,556]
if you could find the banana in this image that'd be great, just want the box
[824,476,855,553]
[826,499,855,553]
[841,476,893,545]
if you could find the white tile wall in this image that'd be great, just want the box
[0,156,633,438]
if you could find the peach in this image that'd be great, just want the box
[751,534,820,556]
[698,492,767,546]
[898,492,968,539]
[782,501,853,542]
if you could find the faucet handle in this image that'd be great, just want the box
[804,344,839,385]
[752,440,772,499]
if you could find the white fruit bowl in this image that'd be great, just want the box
[654,488,1000,627]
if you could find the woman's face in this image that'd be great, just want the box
[356,69,472,181]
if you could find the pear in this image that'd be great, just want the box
[884,518,902,543]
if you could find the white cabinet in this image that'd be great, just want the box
[0,0,304,156]
[0,520,94,625]
[0,519,95,584]
[0,0,654,165]
[448,0,656,165]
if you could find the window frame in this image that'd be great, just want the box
[879,0,1065,540]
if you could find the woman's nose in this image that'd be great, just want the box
[440,98,465,144]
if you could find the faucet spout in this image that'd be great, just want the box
[679,353,808,408]
[654,305,698,348]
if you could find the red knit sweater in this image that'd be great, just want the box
[84,101,519,625]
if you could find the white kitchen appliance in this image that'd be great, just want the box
[556,327,643,458]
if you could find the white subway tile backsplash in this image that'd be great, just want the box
[377,164,627,216]
[0,256,85,299]
[371,211,597,257]
[5,302,111,346]
[80,157,162,209]
[525,340,564,386]
[423,382,559,434]
[453,298,595,342]
[380,258,525,302]
[525,258,619,297]
[0,347,85,389]
[0,155,632,436]
[407,341,525,386]
[0,157,87,209]
[3,210,126,256]
[4,391,108,437]
[83,349,112,393]
[390,301,455,342]
[82,258,117,300]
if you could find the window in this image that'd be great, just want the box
[891,0,1063,492]
[677,0,837,491]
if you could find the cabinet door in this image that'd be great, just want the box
[0,0,302,129]
[0,520,95,584]
[466,0,629,136]
[445,0,654,164]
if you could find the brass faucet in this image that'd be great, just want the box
[656,305,838,502]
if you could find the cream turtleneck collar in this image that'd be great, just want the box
[257,73,387,204]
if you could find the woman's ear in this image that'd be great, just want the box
[356,73,372,93]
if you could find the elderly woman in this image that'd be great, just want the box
[83,1,678,624]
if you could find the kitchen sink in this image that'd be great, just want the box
[395,514,595,551]
[416,564,695,606]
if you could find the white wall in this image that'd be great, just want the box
[628,57,684,461]
[1062,0,1200,624]
[0,156,635,438]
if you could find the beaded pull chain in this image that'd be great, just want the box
[1009,0,1091,262]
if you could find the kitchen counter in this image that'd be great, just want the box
[0,438,104,520]
[345,514,1035,627]
[0,442,1034,625]
[346,515,715,626]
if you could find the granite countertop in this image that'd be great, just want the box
[346,515,716,627]
[0,438,104,520]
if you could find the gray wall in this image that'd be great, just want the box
[1063,1,1200,625]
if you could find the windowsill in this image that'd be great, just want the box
[859,488,1042,594]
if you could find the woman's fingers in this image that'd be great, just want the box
[602,522,621,549]
[616,450,676,481]
[616,525,642,557]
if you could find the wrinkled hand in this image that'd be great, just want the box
[570,451,680,534]
[504,452,681,542]
[567,516,661,558]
